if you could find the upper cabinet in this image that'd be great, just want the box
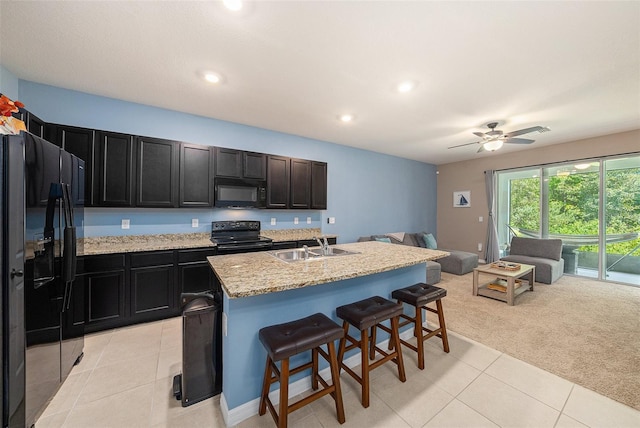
[311,161,328,209]
[135,136,179,208]
[266,155,290,208]
[45,124,96,206]
[180,143,214,207]
[290,158,311,209]
[95,131,135,207]
[214,147,266,180]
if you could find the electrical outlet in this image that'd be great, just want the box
[478,243,483,252]
[306,217,312,224]
[294,217,299,225]
[270,218,276,226]
[121,219,130,229]
[191,218,199,228]
[328,217,336,224]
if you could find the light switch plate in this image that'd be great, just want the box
[479,216,483,222]
[307,217,312,224]
[191,218,199,228]
[328,217,336,224]
[121,219,130,229]
[270,218,276,226]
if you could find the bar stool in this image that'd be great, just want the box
[336,296,406,408]
[258,313,345,428]
[391,283,449,370]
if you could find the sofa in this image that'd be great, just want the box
[357,232,479,283]
[500,236,564,284]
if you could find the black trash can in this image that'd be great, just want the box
[173,293,221,407]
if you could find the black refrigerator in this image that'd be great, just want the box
[2,131,85,427]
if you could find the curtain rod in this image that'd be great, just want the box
[485,150,640,174]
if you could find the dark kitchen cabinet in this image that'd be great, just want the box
[215,147,266,180]
[135,136,179,207]
[180,143,214,207]
[177,248,217,295]
[15,108,46,138]
[46,124,95,206]
[271,241,298,250]
[290,158,311,209]
[95,131,135,206]
[130,251,178,322]
[79,254,128,333]
[310,161,328,209]
[266,155,290,208]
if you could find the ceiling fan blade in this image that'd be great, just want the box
[448,141,480,149]
[505,126,546,138]
[505,137,535,144]
[477,144,485,153]
[473,131,486,138]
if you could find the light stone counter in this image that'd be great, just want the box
[80,233,214,256]
[260,228,337,242]
[208,241,449,298]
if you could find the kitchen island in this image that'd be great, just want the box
[208,241,448,425]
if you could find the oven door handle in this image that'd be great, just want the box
[217,242,273,252]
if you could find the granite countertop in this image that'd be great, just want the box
[259,228,337,242]
[80,233,214,256]
[79,229,337,256]
[208,241,449,298]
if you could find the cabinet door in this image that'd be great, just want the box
[95,131,135,206]
[180,143,213,207]
[135,136,178,207]
[178,262,216,294]
[85,270,127,326]
[266,155,290,208]
[130,264,176,321]
[47,124,95,206]
[243,151,266,179]
[290,158,311,209]
[311,161,327,209]
[214,147,242,178]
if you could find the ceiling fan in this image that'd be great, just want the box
[449,122,551,153]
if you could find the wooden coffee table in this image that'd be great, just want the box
[472,263,535,306]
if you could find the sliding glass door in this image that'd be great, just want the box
[497,154,640,286]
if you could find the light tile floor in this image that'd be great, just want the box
[36,317,640,428]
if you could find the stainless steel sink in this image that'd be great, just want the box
[269,246,359,262]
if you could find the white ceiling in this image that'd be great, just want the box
[1,1,639,165]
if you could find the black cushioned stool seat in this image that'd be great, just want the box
[336,296,406,408]
[259,313,345,428]
[391,283,449,370]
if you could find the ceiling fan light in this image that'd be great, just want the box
[574,163,591,170]
[483,140,503,151]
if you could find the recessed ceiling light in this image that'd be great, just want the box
[338,114,355,123]
[574,163,592,170]
[397,80,417,93]
[223,0,243,11]
[203,72,222,84]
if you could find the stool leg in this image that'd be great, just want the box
[312,347,319,390]
[369,326,376,360]
[391,316,406,382]
[278,358,289,428]
[361,327,370,408]
[337,321,349,373]
[415,305,425,370]
[436,299,450,353]
[327,341,346,424]
[259,356,272,416]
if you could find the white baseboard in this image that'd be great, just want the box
[221,327,418,427]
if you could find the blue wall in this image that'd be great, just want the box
[15,80,438,243]
[0,66,19,99]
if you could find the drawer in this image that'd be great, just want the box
[130,251,174,267]
[177,248,216,264]
[77,253,125,274]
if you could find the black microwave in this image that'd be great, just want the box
[214,178,267,208]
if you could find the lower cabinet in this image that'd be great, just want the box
[81,247,216,333]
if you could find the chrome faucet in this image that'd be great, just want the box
[302,245,309,260]
[314,236,330,256]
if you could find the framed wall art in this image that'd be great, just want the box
[453,190,470,208]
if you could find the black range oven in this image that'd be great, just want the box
[210,220,273,255]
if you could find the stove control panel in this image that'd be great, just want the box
[211,220,261,234]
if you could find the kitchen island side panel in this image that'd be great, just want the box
[221,263,425,410]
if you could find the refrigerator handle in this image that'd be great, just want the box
[33,183,61,289]
[62,184,77,284]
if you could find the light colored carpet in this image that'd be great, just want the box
[429,271,640,411]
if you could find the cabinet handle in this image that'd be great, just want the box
[11,269,24,278]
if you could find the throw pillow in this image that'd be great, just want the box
[374,237,392,243]
[423,233,438,249]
